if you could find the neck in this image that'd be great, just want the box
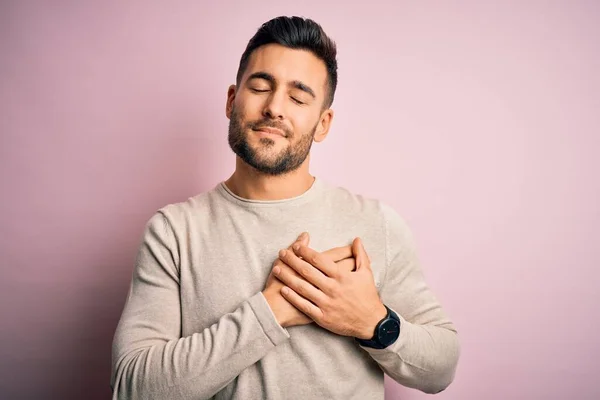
[224,156,315,201]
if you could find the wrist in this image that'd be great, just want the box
[262,290,288,327]
[355,305,401,349]
[357,303,388,340]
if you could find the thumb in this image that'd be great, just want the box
[294,232,310,248]
[352,237,370,270]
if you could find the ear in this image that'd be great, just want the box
[313,108,334,143]
[225,84,236,119]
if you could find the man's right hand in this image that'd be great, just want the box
[263,232,355,328]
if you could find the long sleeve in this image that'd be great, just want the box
[360,204,460,394]
[110,212,290,400]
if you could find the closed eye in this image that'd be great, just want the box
[251,88,270,93]
[291,97,305,105]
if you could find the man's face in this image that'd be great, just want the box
[227,44,331,175]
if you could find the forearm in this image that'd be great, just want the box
[111,292,288,400]
[372,203,461,393]
[361,315,460,394]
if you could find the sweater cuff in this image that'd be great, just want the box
[248,292,290,346]
[358,310,411,356]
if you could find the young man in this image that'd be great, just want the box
[111,16,460,400]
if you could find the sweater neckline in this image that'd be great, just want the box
[217,177,324,208]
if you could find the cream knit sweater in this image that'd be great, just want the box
[111,178,459,399]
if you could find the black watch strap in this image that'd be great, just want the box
[355,305,401,349]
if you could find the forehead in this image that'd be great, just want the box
[242,44,328,94]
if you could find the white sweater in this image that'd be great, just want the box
[110,178,460,399]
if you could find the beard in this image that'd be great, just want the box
[227,106,317,176]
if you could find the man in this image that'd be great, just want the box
[111,16,459,400]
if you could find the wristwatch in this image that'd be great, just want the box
[355,305,401,349]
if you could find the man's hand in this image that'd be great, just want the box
[273,238,387,339]
[263,233,355,328]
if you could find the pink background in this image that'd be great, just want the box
[1,1,599,399]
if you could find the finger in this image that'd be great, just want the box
[279,249,331,290]
[275,233,309,267]
[352,238,370,270]
[290,232,310,249]
[272,232,305,269]
[292,245,339,279]
[273,263,327,306]
[337,257,356,272]
[322,245,353,262]
[281,286,324,320]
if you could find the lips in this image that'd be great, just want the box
[253,127,286,137]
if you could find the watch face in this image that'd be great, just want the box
[377,319,401,347]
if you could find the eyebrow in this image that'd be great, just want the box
[247,72,316,99]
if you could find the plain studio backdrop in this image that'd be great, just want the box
[1,1,598,399]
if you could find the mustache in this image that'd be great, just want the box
[247,119,292,138]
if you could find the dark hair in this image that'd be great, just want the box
[236,16,338,108]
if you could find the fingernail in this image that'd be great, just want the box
[273,266,281,275]
[298,232,307,240]
[292,243,300,251]
[279,249,287,258]
[281,287,289,295]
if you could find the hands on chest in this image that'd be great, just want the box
[262,232,387,340]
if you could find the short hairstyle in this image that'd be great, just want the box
[236,16,338,108]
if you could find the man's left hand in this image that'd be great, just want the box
[273,238,387,339]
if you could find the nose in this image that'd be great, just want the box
[262,90,285,120]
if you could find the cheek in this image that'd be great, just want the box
[233,105,253,128]
[237,95,265,117]
[292,111,320,134]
